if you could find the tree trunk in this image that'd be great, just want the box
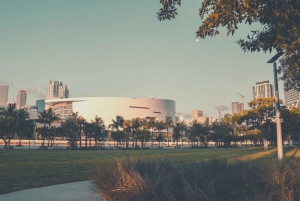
[85,135,87,148]
[167,129,169,147]
[151,129,153,146]
[79,126,82,148]
[19,136,22,146]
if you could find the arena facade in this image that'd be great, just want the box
[45,97,175,127]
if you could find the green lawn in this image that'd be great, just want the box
[0,147,299,194]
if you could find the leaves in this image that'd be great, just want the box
[157,0,300,89]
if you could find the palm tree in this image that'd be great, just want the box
[45,108,61,129]
[68,112,86,148]
[37,108,60,147]
[131,118,141,148]
[147,117,157,146]
[91,115,105,149]
[190,120,203,147]
[172,122,182,148]
[165,117,173,147]
[0,103,18,118]
[62,119,79,150]
[77,116,86,148]
[136,129,151,149]
[155,120,166,148]
[123,120,132,148]
[0,103,18,149]
[108,115,124,131]
[84,122,94,148]
[172,121,187,148]
[16,109,30,146]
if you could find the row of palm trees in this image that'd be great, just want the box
[0,103,35,149]
[4,102,289,150]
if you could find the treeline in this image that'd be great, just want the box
[1,97,300,150]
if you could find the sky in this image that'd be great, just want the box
[0,0,284,119]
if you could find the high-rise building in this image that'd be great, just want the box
[191,110,213,124]
[36,99,45,113]
[47,80,69,99]
[16,90,27,109]
[252,80,274,99]
[231,102,244,114]
[192,110,203,118]
[284,87,300,107]
[0,86,9,106]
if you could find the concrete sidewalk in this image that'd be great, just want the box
[0,181,103,201]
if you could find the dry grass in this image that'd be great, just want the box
[94,150,300,201]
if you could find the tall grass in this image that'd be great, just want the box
[94,157,300,201]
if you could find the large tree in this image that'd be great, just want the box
[157,0,300,89]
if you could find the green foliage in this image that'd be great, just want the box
[157,0,300,89]
[0,104,34,149]
[111,130,126,147]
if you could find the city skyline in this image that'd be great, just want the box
[0,0,284,119]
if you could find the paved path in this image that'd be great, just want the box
[0,181,103,201]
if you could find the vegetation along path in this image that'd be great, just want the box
[1,147,299,194]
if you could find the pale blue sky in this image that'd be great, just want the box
[0,0,283,119]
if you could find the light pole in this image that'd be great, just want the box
[267,52,284,161]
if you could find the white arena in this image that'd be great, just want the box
[45,97,176,127]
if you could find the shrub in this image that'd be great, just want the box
[94,157,300,201]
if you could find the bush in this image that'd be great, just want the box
[94,157,300,201]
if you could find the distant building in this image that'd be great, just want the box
[192,110,203,118]
[253,80,274,99]
[284,87,300,107]
[232,102,244,114]
[47,80,69,99]
[45,97,175,124]
[191,110,213,125]
[36,99,45,113]
[175,115,184,122]
[23,105,37,112]
[16,90,27,109]
[0,86,9,106]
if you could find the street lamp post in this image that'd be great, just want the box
[267,52,284,161]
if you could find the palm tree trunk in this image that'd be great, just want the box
[79,126,82,148]
[151,129,153,146]
[19,136,22,146]
[167,128,169,146]
[85,133,88,148]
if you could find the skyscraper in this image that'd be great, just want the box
[16,90,27,109]
[231,102,244,114]
[252,80,274,99]
[47,80,69,99]
[0,86,9,106]
[284,88,300,107]
[36,99,45,113]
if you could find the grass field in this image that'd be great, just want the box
[0,147,299,194]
